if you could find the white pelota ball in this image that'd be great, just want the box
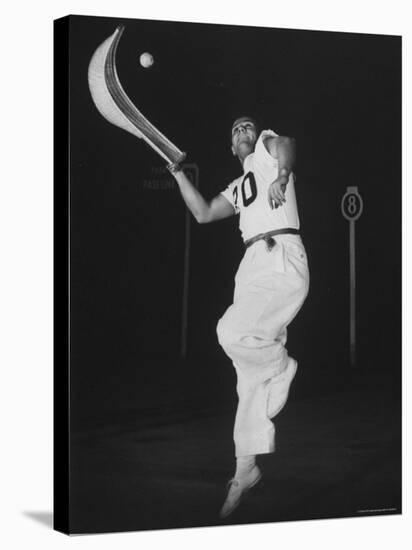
[140,52,154,68]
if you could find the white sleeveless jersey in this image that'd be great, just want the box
[221,130,300,241]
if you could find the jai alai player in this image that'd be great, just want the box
[168,116,309,518]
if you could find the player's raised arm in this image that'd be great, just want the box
[265,135,296,171]
[265,136,297,209]
[168,164,236,224]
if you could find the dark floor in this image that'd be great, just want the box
[68,365,401,534]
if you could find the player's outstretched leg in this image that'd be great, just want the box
[217,237,309,517]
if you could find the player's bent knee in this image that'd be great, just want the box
[216,315,239,352]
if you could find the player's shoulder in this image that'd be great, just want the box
[252,129,279,168]
[256,129,279,151]
[258,129,279,142]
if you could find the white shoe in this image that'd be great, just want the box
[219,465,262,519]
[267,357,298,418]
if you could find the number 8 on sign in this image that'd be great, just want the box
[341,186,363,221]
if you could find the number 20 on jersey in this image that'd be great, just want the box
[233,172,258,208]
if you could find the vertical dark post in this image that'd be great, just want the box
[180,164,199,358]
[341,186,363,368]
[349,219,356,366]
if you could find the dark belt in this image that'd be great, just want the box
[244,228,300,251]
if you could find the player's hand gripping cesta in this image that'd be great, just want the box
[167,162,182,175]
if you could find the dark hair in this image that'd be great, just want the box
[231,116,259,134]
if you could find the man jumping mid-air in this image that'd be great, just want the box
[168,116,309,518]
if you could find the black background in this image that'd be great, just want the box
[62,15,401,533]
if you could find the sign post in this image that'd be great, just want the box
[341,186,363,367]
[181,163,199,358]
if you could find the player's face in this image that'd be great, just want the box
[231,119,258,158]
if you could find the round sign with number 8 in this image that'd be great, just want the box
[341,186,363,221]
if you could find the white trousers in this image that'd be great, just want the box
[217,235,309,457]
